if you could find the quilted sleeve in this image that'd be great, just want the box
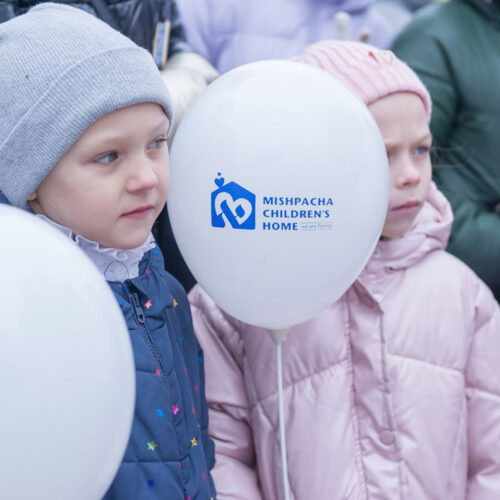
[465,280,500,498]
[189,285,264,499]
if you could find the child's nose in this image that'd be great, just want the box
[397,158,421,187]
[127,159,159,192]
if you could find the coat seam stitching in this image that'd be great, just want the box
[344,295,369,499]
[251,356,350,408]
[389,352,463,374]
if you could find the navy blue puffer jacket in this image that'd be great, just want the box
[0,0,190,59]
[104,244,216,499]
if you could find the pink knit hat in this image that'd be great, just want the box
[293,40,432,120]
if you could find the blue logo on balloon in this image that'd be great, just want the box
[211,174,256,230]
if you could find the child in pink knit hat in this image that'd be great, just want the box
[293,40,433,240]
[189,41,500,498]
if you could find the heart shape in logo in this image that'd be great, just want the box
[215,176,225,188]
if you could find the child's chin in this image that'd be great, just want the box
[108,230,152,250]
[119,236,150,250]
[381,223,412,240]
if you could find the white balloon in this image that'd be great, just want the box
[0,206,135,500]
[169,60,389,329]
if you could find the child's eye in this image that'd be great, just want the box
[149,136,168,150]
[94,152,118,164]
[414,145,430,156]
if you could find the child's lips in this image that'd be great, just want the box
[121,205,154,219]
[391,200,422,213]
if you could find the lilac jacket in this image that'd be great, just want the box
[177,0,396,73]
[189,184,500,499]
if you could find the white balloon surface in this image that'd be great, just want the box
[169,60,389,329]
[0,206,135,499]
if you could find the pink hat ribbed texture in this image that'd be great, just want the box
[293,40,431,120]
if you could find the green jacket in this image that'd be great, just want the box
[392,0,500,300]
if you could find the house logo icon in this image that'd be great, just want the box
[211,174,256,230]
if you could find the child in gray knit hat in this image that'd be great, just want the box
[0,4,216,498]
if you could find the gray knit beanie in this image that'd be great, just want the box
[0,3,173,209]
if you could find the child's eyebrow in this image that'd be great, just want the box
[83,118,170,146]
[382,139,399,149]
[150,116,170,131]
[414,132,433,143]
[383,132,432,149]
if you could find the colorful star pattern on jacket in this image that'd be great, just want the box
[102,237,215,498]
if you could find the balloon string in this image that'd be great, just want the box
[276,342,291,500]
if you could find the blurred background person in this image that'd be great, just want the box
[393,0,500,301]
[176,0,398,73]
[374,0,434,34]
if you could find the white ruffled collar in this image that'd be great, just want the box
[36,214,156,282]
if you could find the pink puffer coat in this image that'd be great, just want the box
[189,184,500,499]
